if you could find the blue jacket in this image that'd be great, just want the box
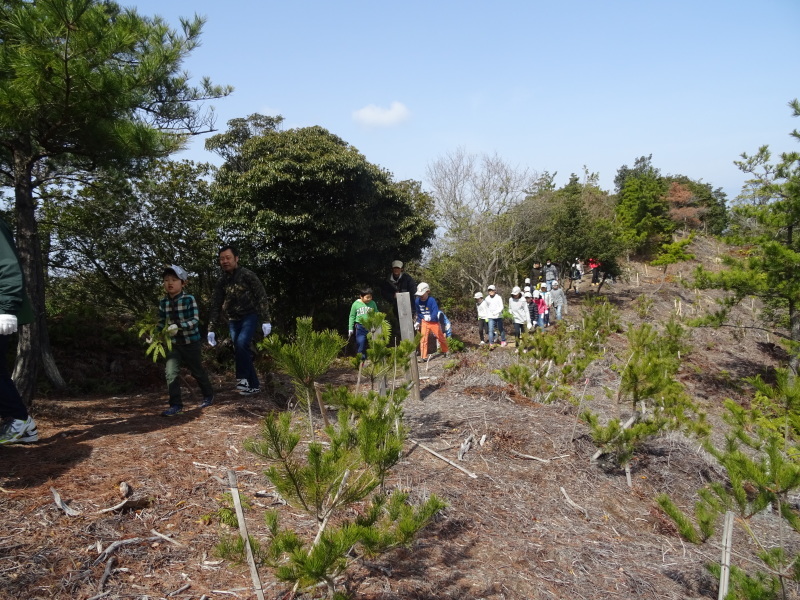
[415,295,442,326]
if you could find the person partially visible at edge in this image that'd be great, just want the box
[474,291,489,345]
[484,284,507,348]
[348,287,378,362]
[207,245,272,396]
[381,260,416,319]
[413,282,448,360]
[158,265,215,417]
[588,257,601,286]
[543,259,559,291]
[0,216,37,445]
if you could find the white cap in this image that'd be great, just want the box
[391,260,403,268]
[552,281,559,287]
[487,284,496,291]
[415,282,430,296]
[524,277,531,284]
[163,264,188,281]
[533,290,541,298]
[524,286,531,292]
[524,291,532,298]
[474,292,484,299]
[511,286,522,295]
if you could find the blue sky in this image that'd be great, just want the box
[129,0,799,201]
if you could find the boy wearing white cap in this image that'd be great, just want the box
[414,282,448,360]
[159,265,214,416]
[508,286,532,346]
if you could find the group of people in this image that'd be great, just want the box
[474,276,568,349]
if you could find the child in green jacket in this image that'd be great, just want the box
[348,288,378,361]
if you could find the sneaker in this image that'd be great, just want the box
[0,417,37,445]
[235,378,249,391]
[19,425,38,443]
[199,395,214,408]
[239,387,261,396]
[161,406,184,417]
[500,341,508,347]
[479,340,485,346]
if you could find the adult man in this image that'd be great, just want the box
[208,245,271,395]
[0,217,37,444]
[381,260,416,319]
[543,259,559,291]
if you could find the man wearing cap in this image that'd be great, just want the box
[159,264,215,416]
[381,260,416,319]
[484,285,507,348]
[208,245,272,396]
[543,259,559,291]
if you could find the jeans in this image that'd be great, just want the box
[354,323,368,360]
[0,334,27,420]
[488,318,506,344]
[165,341,214,407]
[229,313,260,389]
[553,304,563,321]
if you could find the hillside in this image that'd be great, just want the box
[0,235,792,600]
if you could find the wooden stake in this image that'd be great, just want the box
[718,511,734,600]
[227,470,266,600]
[313,382,330,428]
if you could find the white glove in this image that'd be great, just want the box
[348,330,353,337]
[414,322,420,331]
[423,315,431,321]
[0,314,17,335]
[527,322,532,330]
[207,332,216,347]
[167,324,179,336]
[262,323,272,336]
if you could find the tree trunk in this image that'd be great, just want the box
[12,152,66,404]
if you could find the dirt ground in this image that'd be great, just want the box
[1,239,795,600]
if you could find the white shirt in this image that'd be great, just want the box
[508,295,531,325]
[476,299,490,320]
[484,293,504,319]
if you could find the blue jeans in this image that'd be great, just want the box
[229,313,260,389]
[554,304,563,321]
[488,318,506,344]
[354,323,368,360]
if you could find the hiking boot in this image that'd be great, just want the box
[161,406,184,417]
[239,387,260,396]
[235,378,249,391]
[0,417,37,445]
[199,395,214,408]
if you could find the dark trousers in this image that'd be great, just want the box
[229,313,260,389]
[165,341,214,407]
[477,319,488,342]
[0,334,27,420]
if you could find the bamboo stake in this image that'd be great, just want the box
[718,511,734,600]
[313,382,330,428]
[227,470,266,600]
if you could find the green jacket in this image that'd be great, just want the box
[0,217,34,325]
[348,299,378,330]
[209,266,271,330]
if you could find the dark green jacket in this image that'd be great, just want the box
[209,266,271,330]
[0,217,34,325]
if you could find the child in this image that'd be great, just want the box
[541,285,552,327]
[508,286,531,347]
[474,292,489,344]
[414,282,449,360]
[348,287,378,361]
[159,265,214,416]
[532,289,547,330]
[484,285,507,348]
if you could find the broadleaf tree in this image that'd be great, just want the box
[206,115,436,328]
[0,0,231,401]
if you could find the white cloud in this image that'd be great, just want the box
[352,101,410,127]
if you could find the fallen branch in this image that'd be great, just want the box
[167,583,191,596]
[591,413,638,461]
[93,537,159,566]
[50,487,81,516]
[98,556,115,592]
[409,439,478,479]
[560,487,588,519]
[511,450,550,463]
[150,529,185,547]
[96,496,153,514]
[458,434,474,461]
